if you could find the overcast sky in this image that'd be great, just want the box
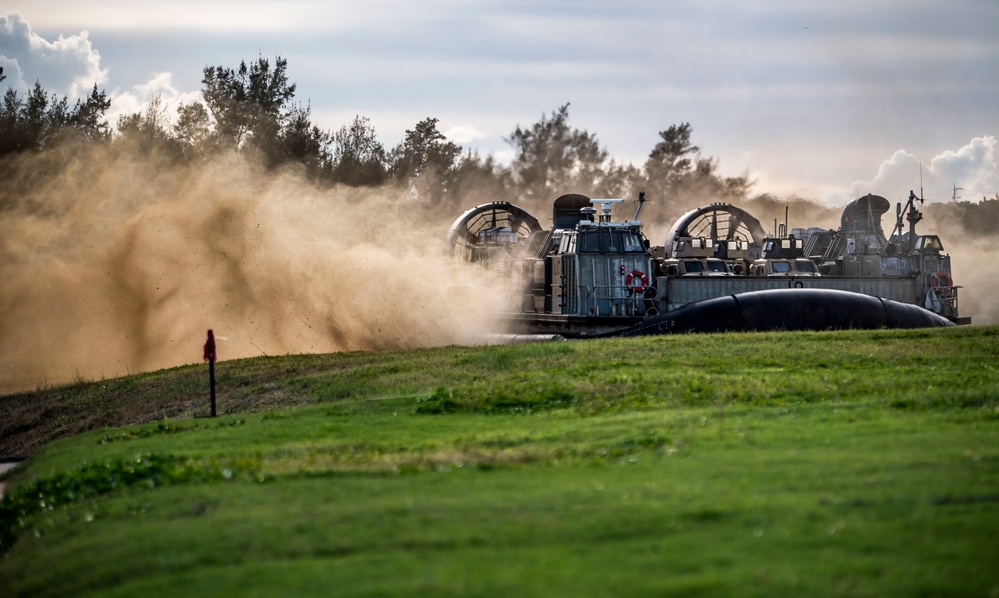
[2,1,997,205]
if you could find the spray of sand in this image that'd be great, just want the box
[0,142,512,393]
[920,209,999,326]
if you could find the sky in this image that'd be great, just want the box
[2,1,998,206]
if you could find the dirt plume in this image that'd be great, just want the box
[920,208,998,325]
[0,143,511,393]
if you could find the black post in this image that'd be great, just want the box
[209,357,216,417]
[204,329,218,417]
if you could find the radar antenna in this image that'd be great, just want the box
[589,198,624,223]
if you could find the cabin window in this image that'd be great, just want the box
[918,236,944,251]
[706,260,727,272]
[621,231,646,253]
[578,230,605,253]
[684,260,704,273]
[794,260,816,273]
[577,229,646,254]
[771,261,792,273]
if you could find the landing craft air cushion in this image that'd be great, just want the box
[445,191,966,337]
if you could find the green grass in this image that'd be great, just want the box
[1,326,998,596]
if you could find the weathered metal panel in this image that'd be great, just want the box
[562,254,648,317]
[561,254,576,314]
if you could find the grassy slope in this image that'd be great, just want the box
[1,326,997,596]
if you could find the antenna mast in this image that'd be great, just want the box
[919,162,924,203]
[632,191,647,222]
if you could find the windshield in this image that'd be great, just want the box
[578,229,646,254]
[918,236,944,251]
[684,260,704,273]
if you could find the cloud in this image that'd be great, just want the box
[14,0,470,34]
[848,136,998,203]
[108,71,202,130]
[444,124,482,145]
[929,137,998,198]
[1,12,201,132]
[0,11,107,99]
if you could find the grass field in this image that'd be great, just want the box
[1,326,997,596]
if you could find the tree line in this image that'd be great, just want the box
[0,56,756,217]
[926,195,999,237]
[5,56,995,227]
[0,66,111,153]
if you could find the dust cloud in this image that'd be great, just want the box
[921,211,998,326]
[0,143,513,393]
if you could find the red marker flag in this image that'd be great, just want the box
[203,329,217,362]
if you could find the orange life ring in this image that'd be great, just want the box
[931,271,952,290]
[625,270,648,294]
